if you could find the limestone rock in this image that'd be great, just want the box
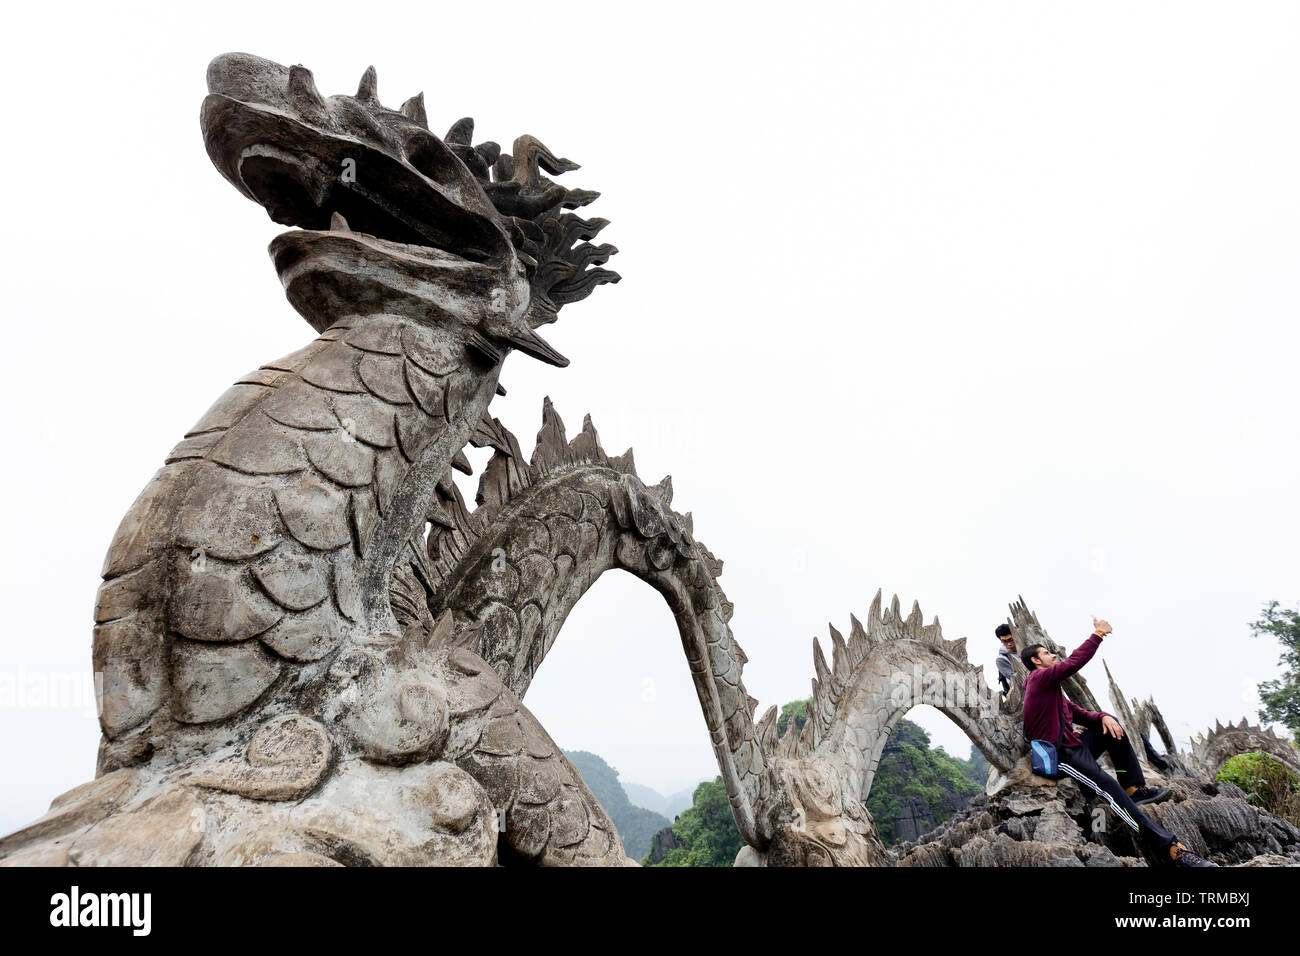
[67,789,207,867]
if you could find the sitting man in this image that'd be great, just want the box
[995,623,1018,696]
[1021,618,1213,867]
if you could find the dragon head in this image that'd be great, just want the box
[753,755,888,866]
[201,52,618,366]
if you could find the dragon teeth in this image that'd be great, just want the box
[329,211,351,233]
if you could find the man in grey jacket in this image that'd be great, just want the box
[995,624,1017,696]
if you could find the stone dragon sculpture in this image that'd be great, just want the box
[1,53,1293,867]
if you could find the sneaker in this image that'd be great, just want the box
[1170,842,1215,867]
[1130,786,1171,806]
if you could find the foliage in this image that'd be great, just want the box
[776,698,810,738]
[564,750,671,860]
[642,777,744,867]
[866,720,983,844]
[1250,602,1300,745]
[1216,752,1300,828]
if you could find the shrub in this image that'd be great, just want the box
[1216,752,1300,827]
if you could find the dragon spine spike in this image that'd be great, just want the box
[889,593,902,623]
[906,599,923,637]
[650,475,673,505]
[756,705,778,756]
[776,719,798,758]
[400,92,427,127]
[608,447,637,476]
[848,613,868,658]
[287,65,325,111]
[566,414,608,465]
[356,65,378,103]
[868,589,883,629]
[812,637,833,691]
[530,396,568,470]
[829,625,850,681]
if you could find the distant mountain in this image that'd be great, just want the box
[621,781,699,820]
[621,782,669,816]
[563,750,672,859]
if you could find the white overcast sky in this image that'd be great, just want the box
[1,2,1297,833]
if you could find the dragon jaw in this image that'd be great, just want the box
[200,52,568,366]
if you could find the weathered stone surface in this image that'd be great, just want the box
[257,601,344,662]
[890,768,1300,868]
[68,789,207,867]
[171,638,282,723]
[185,714,331,801]
[303,430,375,487]
[170,565,284,642]
[275,475,352,550]
[254,549,330,611]
[93,617,169,737]
[176,468,282,560]
[426,763,483,833]
[0,770,139,858]
[256,851,344,866]
[186,383,273,436]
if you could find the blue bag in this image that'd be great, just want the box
[1030,738,1061,778]
[1029,719,1067,779]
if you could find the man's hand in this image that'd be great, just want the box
[1092,617,1113,636]
[1101,714,1124,739]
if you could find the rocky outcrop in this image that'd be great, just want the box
[646,826,684,865]
[889,757,1300,867]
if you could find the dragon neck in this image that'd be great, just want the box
[299,312,504,635]
[401,406,768,848]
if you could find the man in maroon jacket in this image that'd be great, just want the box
[1021,617,1213,867]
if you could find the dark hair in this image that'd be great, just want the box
[1020,644,1045,670]
[995,624,1012,639]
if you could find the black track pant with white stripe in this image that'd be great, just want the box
[1058,726,1175,856]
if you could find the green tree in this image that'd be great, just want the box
[776,698,810,738]
[643,778,744,867]
[1250,602,1300,744]
[865,720,982,844]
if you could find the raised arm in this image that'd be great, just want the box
[1034,632,1102,686]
